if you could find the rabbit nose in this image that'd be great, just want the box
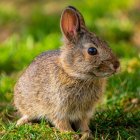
[113,60,120,70]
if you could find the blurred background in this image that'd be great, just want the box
[0,0,140,139]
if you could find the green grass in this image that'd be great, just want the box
[0,0,140,139]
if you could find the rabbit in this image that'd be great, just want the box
[14,6,120,140]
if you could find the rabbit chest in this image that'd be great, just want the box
[55,73,106,119]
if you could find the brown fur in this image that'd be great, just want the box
[14,6,120,140]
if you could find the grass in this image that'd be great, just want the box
[0,0,140,139]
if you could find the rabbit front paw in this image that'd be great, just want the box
[80,131,93,140]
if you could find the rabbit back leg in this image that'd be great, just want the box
[16,115,30,126]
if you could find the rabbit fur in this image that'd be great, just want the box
[14,6,120,140]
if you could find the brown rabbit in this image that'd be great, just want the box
[14,6,120,140]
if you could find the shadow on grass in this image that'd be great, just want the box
[90,108,140,139]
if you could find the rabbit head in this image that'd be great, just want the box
[60,6,120,79]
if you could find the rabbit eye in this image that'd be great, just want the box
[88,47,97,55]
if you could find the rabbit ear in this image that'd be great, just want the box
[67,6,86,27]
[60,7,80,41]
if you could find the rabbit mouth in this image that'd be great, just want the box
[90,60,120,77]
[91,67,116,77]
[92,71,115,77]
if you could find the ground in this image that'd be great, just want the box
[0,0,140,139]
